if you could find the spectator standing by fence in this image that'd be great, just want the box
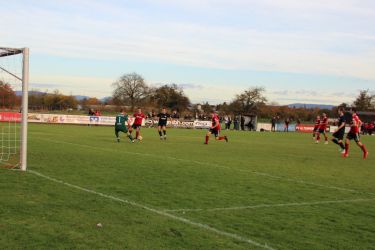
[271,116,276,132]
[234,116,239,130]
[284,118,290,132]
[240,115,245,131]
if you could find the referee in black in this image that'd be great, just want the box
[157,108,170,140]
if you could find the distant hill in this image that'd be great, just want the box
[16,90,45,96]
[288,103,335,110]
[16,91,91,101]
[100,96,111,103]
[74,95,90,101]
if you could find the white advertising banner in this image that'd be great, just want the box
[193,120,211,129]
[28,113,205,128]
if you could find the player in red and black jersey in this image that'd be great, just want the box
[129,108,146,140]
[204,112,228,144]
[343,109,368,159]
[331,108,346,153]
[313,115,320,140]
[316,113,329,144]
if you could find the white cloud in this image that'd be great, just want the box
[1,0,375,103]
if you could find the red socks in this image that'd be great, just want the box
[345,143,349,154]
[218,136,225,140]
[136,131,139,139]
[205,135,209,144]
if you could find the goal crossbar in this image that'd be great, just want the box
[0,47,23,58]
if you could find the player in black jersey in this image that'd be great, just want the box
[157,108,170,140]
[332,108,346,153]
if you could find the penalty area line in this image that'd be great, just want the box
[27,170,275,250]
[164,197,375,213]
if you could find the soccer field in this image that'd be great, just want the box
[1,124,375,249]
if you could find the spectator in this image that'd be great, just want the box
[224,115,230,130]
[171,110,180,120]
[369,122,374,135]
[233,116,239,130]
[271,116,276,132]
[248,118,254,131]
[284,118,290,132]
[94,110,101,116]
[240,115,245,131]
[88,109,95,116]
[228,116,232,130]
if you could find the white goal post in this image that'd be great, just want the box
[0,47,29,171]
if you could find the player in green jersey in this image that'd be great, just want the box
[115,110,134,143]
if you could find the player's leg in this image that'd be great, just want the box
[338,132,345,151]
[354,136,368,159]
[323,131,329,144]
[136,126,140,140]
[157,125,163,139]
[205,130,212,144]
[162,125,167,139]
[332,133,345,152]
[343,136,351,157]
[215,130,228,142]
[316,131,321,143]
[115,128,120,142]
[124,127,134,142]
[331,134,340,146]
[128,125,133,136]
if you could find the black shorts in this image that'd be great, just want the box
[333,130,345,140]
[132,124,141,129]
[347,132,360,142]
[209,128,220,137]
[158,122,167,127]
[318,128,326,134]
[313,127,319,132]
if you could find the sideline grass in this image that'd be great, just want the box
[1,124,374,249]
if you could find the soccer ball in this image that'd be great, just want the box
[138,135,143,141]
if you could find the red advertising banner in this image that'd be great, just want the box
[296,124,330,133]
[0,112,22,122]
[295,124,315,133]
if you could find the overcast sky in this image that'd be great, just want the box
[2,0,375,104]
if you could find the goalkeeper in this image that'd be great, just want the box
[115,110,134,143]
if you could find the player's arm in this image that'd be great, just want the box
[358,119,363,131]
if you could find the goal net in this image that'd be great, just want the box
[0,47,29,170]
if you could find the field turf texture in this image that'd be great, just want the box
[1,124,375,249]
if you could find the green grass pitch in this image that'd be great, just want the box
[1,124,375,249]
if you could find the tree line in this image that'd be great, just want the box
[2,75,375,121]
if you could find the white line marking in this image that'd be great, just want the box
[28,170,275,250]
[38,138,375,197]
[164,198,375,213]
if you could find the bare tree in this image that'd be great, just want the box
[230,87,267,114]
[112,73,149,110]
